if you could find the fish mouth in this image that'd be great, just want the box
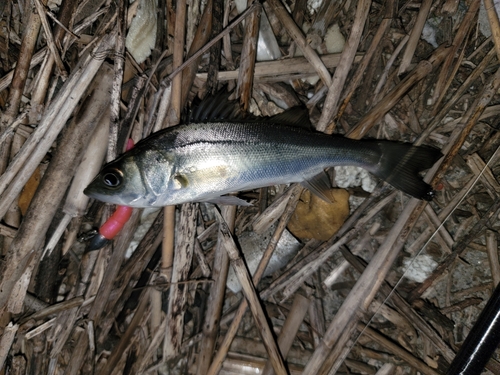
[83,185,97,198]
[83,186,92,197]
[83,186,148,207]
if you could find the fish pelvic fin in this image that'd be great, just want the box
[201,195,252,206]
[371,141,443,201]
[301,171,335,203]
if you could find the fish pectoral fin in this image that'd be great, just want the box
[201,195,252,206]
[301,171,334,203]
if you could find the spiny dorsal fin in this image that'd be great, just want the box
[268,107,312,129]
[187,89,250,123]
[186,87,310,128]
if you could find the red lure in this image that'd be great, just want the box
[88,139,135,250]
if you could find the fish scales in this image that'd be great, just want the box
[84,119,442,207]
[172,125,362,202]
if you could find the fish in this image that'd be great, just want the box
[84,93,443,208]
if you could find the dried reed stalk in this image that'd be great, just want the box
[315,0,371,132]
[207,185,302,375]
[195,205,236,374]
[164,203,197,359]
[0,35,116,310]
[214,208,287,375]
[398,0,432,75]
[1,0,499,374]
[261,292,310,375]
[266,0,332,86]
[236,1,260,111]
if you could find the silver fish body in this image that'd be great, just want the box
[84,119,442,207]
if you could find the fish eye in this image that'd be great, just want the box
[102,169,123,188]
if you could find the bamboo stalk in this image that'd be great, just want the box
[431,66,500,187]
[409,75,500,301]
[161,205,176,279]
[161,0,186,346]
[166,3,259,84]
[341,245,456,363]
[0,48,47,93]
[22,297,84,323]
[466,153,500,196]
[222,0,235,73]
[136,314,169,373]
[303,199,427,375]
[252,184,300,234]
[0,4,42,126]
[168,0,186,125]
[372,35,409,104]
[417,46,496,144]
[29,0,77,123]
[264,191,395,300]
[308,272,326,348]
[97,210,164,344]
[63,208,141,373]
[205,0,223,94]
[423,205,454,248]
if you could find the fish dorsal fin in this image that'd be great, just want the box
[268,107,312,129]
[301,171,334,203]
[187,89,253,123]
[186,87,311,127]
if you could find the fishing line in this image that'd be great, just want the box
[339,143,500,370]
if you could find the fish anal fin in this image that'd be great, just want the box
[301,171,334,203]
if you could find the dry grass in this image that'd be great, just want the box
[1,0,500,374]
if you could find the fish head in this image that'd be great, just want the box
[84,153,153,207]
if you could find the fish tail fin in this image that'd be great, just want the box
[370,141,442,201]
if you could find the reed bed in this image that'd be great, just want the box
[1,0,500,374]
